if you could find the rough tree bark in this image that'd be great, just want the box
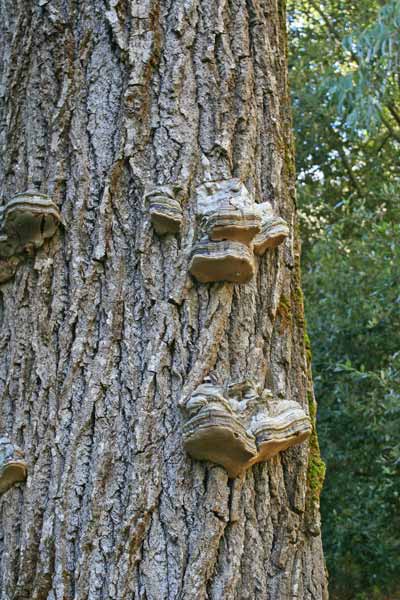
[0,1,328,599]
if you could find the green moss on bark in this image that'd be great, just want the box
[307,391,326,506]
[292,244,326,517]
[277,293,292,332]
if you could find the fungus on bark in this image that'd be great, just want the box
[145,184,184,235]
[181,380,312,478]
[189,239,255,284]
[0,190,61,283]
[250,400,313,463]
[253,202,289,255]
[181,383,257,478]
[197,179,261,245]
[0,436,27,495]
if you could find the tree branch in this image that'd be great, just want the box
[388,104,400,128]
[378,110,400,143]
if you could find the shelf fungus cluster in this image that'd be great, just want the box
[146,184,184,235]
[0,190,61,284]
[181,380,311,478]
[189,178,289,284]
[0,436,27,495]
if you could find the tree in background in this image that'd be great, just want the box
[288,1,400,598]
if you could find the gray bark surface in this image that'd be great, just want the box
[0,1,328,598]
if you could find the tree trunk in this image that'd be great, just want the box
[0,1,328,599]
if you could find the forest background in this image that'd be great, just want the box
[287,1,400,598]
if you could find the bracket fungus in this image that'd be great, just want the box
[197,179,261,245]
[182,383,257,478]
[190,179,290,285]
[253,202,289,255]
[181,380,311,478]
[0,436,27,495]
[145,184,184,235]
[189,239,255,284]
[0,190,62,284]
[250,400,313,463]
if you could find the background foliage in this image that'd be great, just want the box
[287,2,400,598]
